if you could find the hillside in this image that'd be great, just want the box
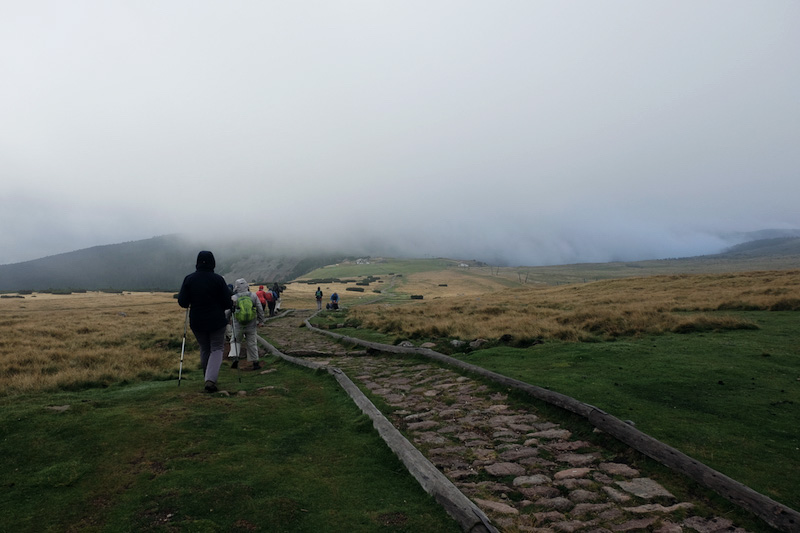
[1,234,799,292]
[0,235,347,292]
[719,235,800,257]
[509,236,800,285]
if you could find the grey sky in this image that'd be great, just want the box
[2,1,798,266]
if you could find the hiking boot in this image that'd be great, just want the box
[204,381,218,393]
[251,362,262,371]
[230,360,238,369]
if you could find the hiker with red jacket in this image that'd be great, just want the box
[256,285,269,311]
[177,251,232,393]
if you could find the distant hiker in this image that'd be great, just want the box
[315,287,323,310]
[272,282,283,313]
[230,278,265,371]
[256,285,268,311]
[177,251,233,393]
[329,292,339,310]
[257,284,275,316]
[265,288,276,316]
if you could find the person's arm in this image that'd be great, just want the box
[177,276,191,308]
[217,278,234,311]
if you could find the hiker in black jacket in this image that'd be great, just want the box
[177,251,232,393]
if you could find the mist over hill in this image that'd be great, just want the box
[0,235,348,292]
[0,230,799,292]
[717,235,800,257]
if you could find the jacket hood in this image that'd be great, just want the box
[196,251,216,272]
[234,278,250,294]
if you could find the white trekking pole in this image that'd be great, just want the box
[178,307,189,386]
[230,311,242,383]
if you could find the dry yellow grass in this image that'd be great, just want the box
[5,269,798,393]
[349,270,800,342]
[0,283,384,394]
[0,291,185,394]
[398,269,518,299]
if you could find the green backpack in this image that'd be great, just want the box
[234,294,256,324]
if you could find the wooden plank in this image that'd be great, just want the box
[304,320,800,533]
[256,335,498,533]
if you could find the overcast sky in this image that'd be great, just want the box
[2,1,798,266]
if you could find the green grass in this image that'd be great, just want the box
[450,311,800,511]
[0,358,461,533]
[301,259,456,280]
[308,311,400,345]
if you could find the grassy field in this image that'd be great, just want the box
[0,292,460,532]
[307,262,800,513]
[300,251,800,287]
[3,259,799,529]
[0,292,180,394]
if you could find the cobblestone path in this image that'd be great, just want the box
[261,310,757,533]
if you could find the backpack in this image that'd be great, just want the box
[234,294,256,323]
[264,291,274,302]
[315,289,322,299]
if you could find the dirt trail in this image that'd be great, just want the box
[260,309,756,533]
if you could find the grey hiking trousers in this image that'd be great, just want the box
[193,325,226,384]
[231,319,259,362]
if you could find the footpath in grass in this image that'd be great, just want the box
[0,358,461,533]
[452,311,800,513]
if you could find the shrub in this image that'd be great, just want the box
[769,298,800,311]
[511,336,544,348]
[716,301,763,311]
[672,315,759,334]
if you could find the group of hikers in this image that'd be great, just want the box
[256,284,281,317]
[314,287,339,310]
[177,250,340,393]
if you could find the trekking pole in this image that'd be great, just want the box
[231,313,242,383]
[178,307,189,386]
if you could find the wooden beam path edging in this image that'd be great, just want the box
[303,318,800,533]
[255,335,498,533]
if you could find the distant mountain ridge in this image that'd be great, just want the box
[1,232,799,292]
[719,236,800,257]
[720,228,800,245]
[0,235,348,292]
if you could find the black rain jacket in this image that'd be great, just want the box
[177,263,231,332]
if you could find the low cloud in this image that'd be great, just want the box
[1,2,798,265]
